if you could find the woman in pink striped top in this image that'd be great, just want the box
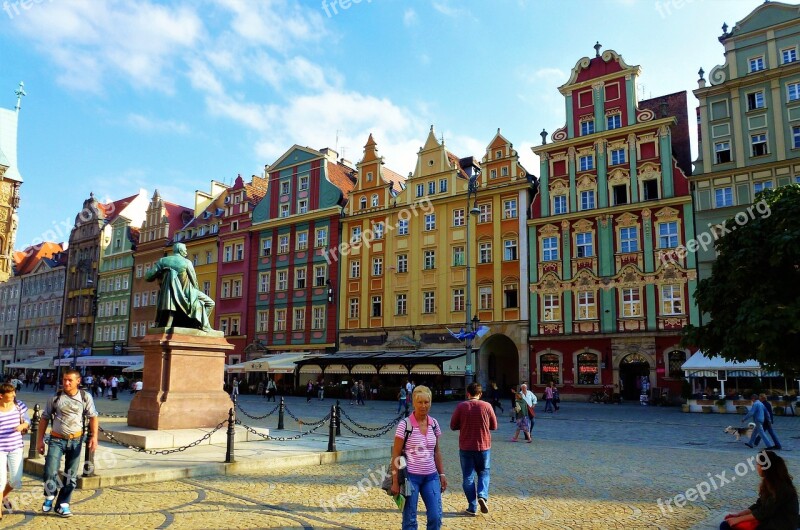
[390,385,446,529]
[0,382,30,519]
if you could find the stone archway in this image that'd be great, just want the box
[480,334,519,390]
[619,353,651,400]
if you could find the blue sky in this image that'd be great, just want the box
[0,0,762,251]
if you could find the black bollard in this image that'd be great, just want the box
[82,414,95,477]
[27,404,41,460]
[327,404,337,452]
[277,397,285,430]
[225,407,236,463]
[335,400,341,437]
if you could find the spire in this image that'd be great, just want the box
[14,82,25,113]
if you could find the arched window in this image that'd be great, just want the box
[576,352,599,385]
[359,197,367,209]
[668,350,687,378]
[539,353,560,385]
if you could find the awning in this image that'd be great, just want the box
[411,364,441,375]
[323,364,349,374]
[351,364,377,374]
[300,364,322,374]
[682,351,782,378]
[244,353,316,373]
[56,355,144,367]
[443,355,466,375]
[379,364,409,375]
[6,357,55,370]
[122,364,144,373]
[226,363,247,373]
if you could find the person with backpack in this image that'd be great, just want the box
[36,369,98,518]
[0,382,30,519]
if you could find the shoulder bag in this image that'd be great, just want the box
[381,419,413,495]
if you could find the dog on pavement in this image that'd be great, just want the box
[724,423,756,441]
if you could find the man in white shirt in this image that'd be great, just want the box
[518,384,537,437]
[110,376,119,400]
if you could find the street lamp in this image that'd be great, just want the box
[464,170,481,387]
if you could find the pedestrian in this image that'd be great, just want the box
[720,450,798,529]
[518,384,537,438]
[544,382,555,413]
[390,385,445,529]
[0,382,30,519]
[357,381,366,406]
[553,383,560,412]
[489,382,504,414]
[306,381,314,403]
[743,394,774,449]
[350,382,358,405]
[231,377,240,400]
[110,376,119,400]
[266,379,277,402]
[133,380,143,395]
[33,373,40,392]
[511,389,532,443]
[508,386,517,423]
[450,382,497,516]
[317,381,325,401]
[257,381,264,399]
[36,369,98,518]
[755,394,783,450]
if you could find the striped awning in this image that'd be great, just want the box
[351,364,377,374]
[410,364,441,375]
[323,364,349,374]
[379,364,409,375]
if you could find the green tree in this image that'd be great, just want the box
[682,184,800,376]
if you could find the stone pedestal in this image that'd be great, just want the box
[128,328,233,430]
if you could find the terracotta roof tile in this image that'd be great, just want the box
[327,161,357,201]
[381,166,406,194]
[14,241,65,275]
[101,193,140,223]
[162,202,194,239]
[245,175,269,206]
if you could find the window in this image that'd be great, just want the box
[366,172,373,182]
[428,181,435,195]
[715,141,732,164]
[235,243,244,260]
[479,286,493,310]
[398,219,408,235]
[749,56,765,72]
[295,268,306,289]
[258,272,270,293]
[274,309,286,331]
[424,213,436,231]
[753,181,774,194]
[280,181,290,195]
[278,235,289,254]
[423,250,435,270]
[782,48,797,64]
[751,133,768,157]
[606,114,621,130]
[315,228,327,247]
[620,227,638,253]
[579,155,594,171]
[658,221,678,248]
[397,254,408,273]
[203,281,210,295]
[542,237,558,261]
[299,175,309,191]
[747,91,765,111]
[478,242,492,264]
[576,232,593,258]
[349,298,359,319]
[789,82,800,102]
[661,284,683,315]
[372,257,383,276]
[542,294,561,321]
[221,281,231,298]
[453,208,465,226]
[312,307,325,330]
[478,203,492,223]
[612,184,628,206]
[452,289,464,312]
[490,169,497,179]
[610,148,626,165]
[396,294,407,315]
[622,288,641,317]
[232,280,242,297]
[373,222,384,239]
[223,245,232,262]
[714,186,733,208]
[296,232,308,250]
[504,285,518,308]
[668,350,687,378]
[351,226,362,244]
[257,311,269,332]
[298,199,308,214]
[136,264,143,278]
[439,179,448,193]
[423,292,435,313]
[133,293,141,308]
[416,184,424,197]
[293,308,305,330]
[371,296,382,317]
[501,166,508,176]
[277,271,288,290]
[503,199,518,219]
[206,250,213,263]
[371,194,379,207]
[359,197,367,210]
[539,353,560,385]
[279,204,289,218]
[503,239,518,261]
[577,353,599,385]
[231,317,240,335]
[794,126,800,149]
[580,120,594,136]
[453,246,465,266]
[553,195,567,214]
[350,260,360,278]
[643,180,659,201]
[314,265,326,287]
[711,100,730,120]
[577,291,596,319]
[580,190,595,210]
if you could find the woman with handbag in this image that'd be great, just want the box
[390,385,446,529]
[720,450,798,530]
[0,382,30,519]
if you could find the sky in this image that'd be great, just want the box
[0,0,764,252]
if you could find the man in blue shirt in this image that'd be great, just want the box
[742,394,774,449]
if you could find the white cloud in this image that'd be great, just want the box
[213,0,326,51]
[403,8,417,26]
[127,114,190,135]
[432,1,472,19]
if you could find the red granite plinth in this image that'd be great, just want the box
[127,329,233,430]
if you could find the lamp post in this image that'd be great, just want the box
[464,170,481,387]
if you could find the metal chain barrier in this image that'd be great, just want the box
[282,405,330,427]
[338,416,402,438]
[236,401,280,421]
[339,407,403,431]
[98,420,226,455]
[235,415,330,441]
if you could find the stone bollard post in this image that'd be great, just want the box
[335,400,341,437]
[327,404,337,453]
[27,404,41,460]
[82,414,95,477]
[277,397,285,430]
[225,407,236,463]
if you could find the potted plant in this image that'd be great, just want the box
[715,399,728,413]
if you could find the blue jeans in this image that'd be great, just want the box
[747,421,770,448]
[459,450,490,512]
[402,472,442,530]
[43,437,84,506]
[755,421,782,448]
[544,398,554,412]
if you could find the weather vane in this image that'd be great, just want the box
[14,81,26,112]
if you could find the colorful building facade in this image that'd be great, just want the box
[529,47,698,400]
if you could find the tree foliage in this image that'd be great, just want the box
[682,184,800,376]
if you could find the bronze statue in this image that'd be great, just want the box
[145,242,215,332]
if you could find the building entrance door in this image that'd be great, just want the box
[619,353,651,401]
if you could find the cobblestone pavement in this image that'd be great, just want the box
[4,389,800,529]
